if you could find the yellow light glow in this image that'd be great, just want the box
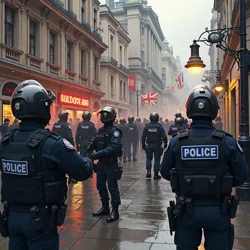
[214,86,224,92]
[93,112,97,116]
[188,67,203,75]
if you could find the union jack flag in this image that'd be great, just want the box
[176,72,184,89]
[141,92,158,105]
[166,86,175,93]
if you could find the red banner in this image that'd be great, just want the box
[129,76,135,91]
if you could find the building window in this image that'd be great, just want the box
[81,50,86,75]
[120,80,123,98]
[119,45,123,64]
[141,27,144,35]
[29,20,37,56]
[81,0,85,23]
[94,56,98,80]
[67,0,71,10]
[123,82,126,101]
[110,35,114,57]
[110,75,114,97]
[162,67,166,85]
[66,41,72,71]
[5,6,14,47]
[49,32,55,64]
[93,9,97,31]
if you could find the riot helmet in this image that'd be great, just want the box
[136,117,141,123]
[11,79,55,125]
[149,112,159,122]
[186,85,219,120]
[82,111,91,121]
[58,111,69,122]
[120,118,126,124]
[175,113,182,118]
[98,106,116,124]
[128,115,134,123]
[175,117,184,126]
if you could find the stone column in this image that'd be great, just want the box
[0,0,5,44]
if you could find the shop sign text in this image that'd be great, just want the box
[58,93,89,108]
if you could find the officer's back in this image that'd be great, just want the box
[52,111,75,146]
[0,80,93,250]
[161,85,248,250]
[118,119,128,138]
[127,117,138,141]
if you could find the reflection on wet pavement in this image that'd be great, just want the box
[0,155,250,249]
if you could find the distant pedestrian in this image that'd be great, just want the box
[215,116,223,130]
[0,118,10,137]
[9,118,19,130]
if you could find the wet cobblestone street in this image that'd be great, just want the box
[1,154,250,249]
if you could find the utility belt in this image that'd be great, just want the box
[0,202,67,235]
[167,195,240,236]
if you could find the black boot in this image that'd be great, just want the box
[146,171,151,179]
[154,172,161,180]
[92,203,110,217]
[107,205,119,223]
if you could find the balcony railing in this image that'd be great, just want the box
[26,54,44,70]
[119,64,129,74]
[101,56,118,67]
[92,31,102,41]
[65,69,77,82]
[79,75,88,86]
[1,44,23,63]
[80,21,91,32]
[47,62,61,76]
[67,9,77,20]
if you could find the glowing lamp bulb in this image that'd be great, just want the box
[188,67,203,75]
[214,86,223,92]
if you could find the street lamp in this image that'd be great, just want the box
[185,0,250,200]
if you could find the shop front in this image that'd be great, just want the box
[1,82,18,124]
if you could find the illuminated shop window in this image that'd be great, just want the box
[66,109,74,121]
[3,104,14,124]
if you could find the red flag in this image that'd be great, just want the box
[129,76,135,91]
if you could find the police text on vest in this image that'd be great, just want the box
[2,159,28,175]
[181,145,218,160]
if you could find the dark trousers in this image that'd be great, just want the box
[146,144,162,172]
[128,141,137,160]
[121,141,128,161]
[175,206,234,250]
[96,161,121,206]
[8,211,59,250]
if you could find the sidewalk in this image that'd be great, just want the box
[0,156,250,249]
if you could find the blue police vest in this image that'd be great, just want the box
[171,129,233,199]
[0,129,67,206]
[52,121,68,138]
[78,121,95,141]
[146,123,161,143]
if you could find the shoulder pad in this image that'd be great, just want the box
[225,132,233,137]
[27,129,51,148]
[178,129,188,139]
[113,126,122,134]
[212,129,226,138]
[1,130,16,143]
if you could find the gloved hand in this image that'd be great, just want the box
[142,144,147,151]
[90,153,99,161]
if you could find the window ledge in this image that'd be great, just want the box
[65,69,77,76]
[26,54,44,62]
[46,62,61,69]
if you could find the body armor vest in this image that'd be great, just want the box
[53,122,68,138]
[127,124,137,140]
[95,126,122,157]
[0,129,67,206]
[171,129,233,200]
[78,122,94,141]
[146,123,161,144]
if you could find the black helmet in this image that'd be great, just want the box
[175,113,182,118]
[128,115,134,123]
[175,117,184,125]
[120,118,126,124]
[58,111,69,122]
[98,106,116,124]
[11,79,55,125]
[149,112,159,122]
[82,111,91,121]
[186,85,219,120]
[136,117,141,122]
[184,118,188,124]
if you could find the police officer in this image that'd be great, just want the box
[127,115,139,161]
[75,111,97,157]
[142,112,168,179]
[168,117,185,137]
[52,111,77,184]
[0,118,10,137]
[118,118,129,162]
[183,118,189,129]
[88,106,122,223]
[0,80,93,250]
[160,85,248,250]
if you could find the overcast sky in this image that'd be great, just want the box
[100,0,215,88]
